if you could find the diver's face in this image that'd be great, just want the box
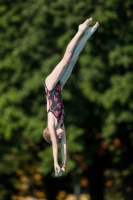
[56,127,63,140]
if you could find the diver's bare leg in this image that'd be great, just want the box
[60,21,99,87]
[45,19,92,90]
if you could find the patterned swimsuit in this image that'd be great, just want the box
[45,81,65,123]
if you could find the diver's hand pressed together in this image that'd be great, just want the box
[54,164,66,177]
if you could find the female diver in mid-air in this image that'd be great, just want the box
[43,18,99,177]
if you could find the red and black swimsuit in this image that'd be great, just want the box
[45,81,65,123]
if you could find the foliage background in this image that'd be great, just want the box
[0,0,133,200]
